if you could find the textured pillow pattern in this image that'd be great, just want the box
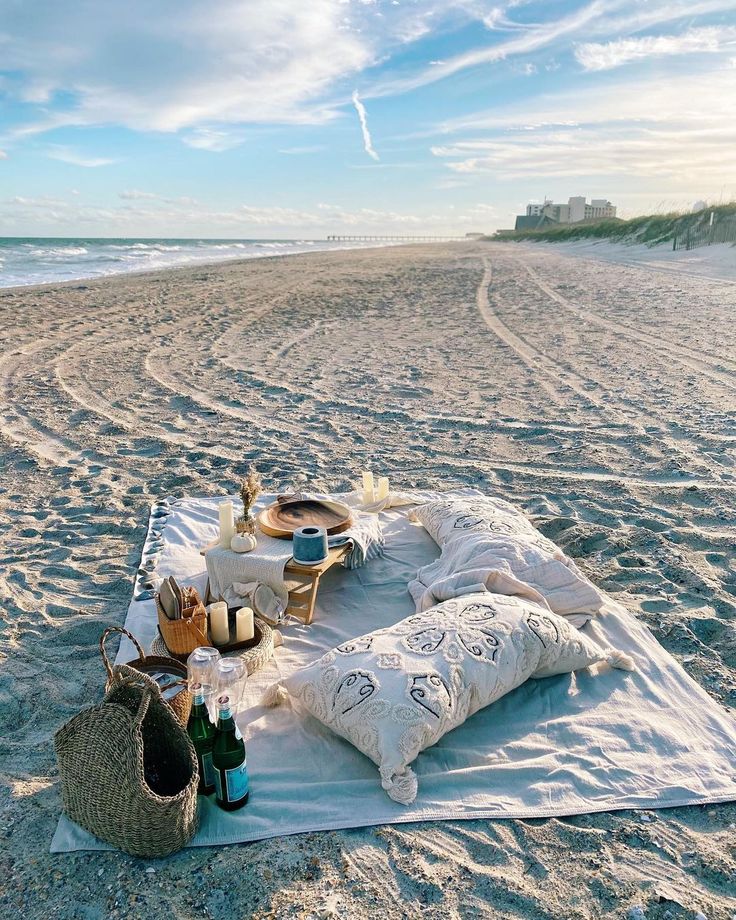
[413,495,564,552]
[409,496,604,621]
[265,593,632,805]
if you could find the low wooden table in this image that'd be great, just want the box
[282,543,350,624]
[201,540,350,625]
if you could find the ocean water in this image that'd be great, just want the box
[0,237,387,288]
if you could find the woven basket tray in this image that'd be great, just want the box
[156,588,210,657]
[152,615,276,676]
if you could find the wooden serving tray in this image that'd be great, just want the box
[156,610,266,662]
[258,498,353,539]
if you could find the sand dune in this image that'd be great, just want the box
[1,242,735,919]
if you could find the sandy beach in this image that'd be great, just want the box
[2,241,736,919]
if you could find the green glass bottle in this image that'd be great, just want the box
[186,682,215,795]
[212,694,250,810]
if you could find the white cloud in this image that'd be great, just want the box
[575,25,736,71]
[278,145,327,155]
[46,145,117,167]
[0,150,7,159]
[182,128,247,152]
[119,190,158,201]
[430,66,736,183]
[1,0,373,137]
[2,0,520,147]
[0,0,648,144]
[366,0,736,98]
[119,190,200,206]
[351,91,379,161]
[368,1,607,97]
[0,193,491,235]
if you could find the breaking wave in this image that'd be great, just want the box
[0,237,392,288]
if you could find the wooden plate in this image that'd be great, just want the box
[258,498,353,539]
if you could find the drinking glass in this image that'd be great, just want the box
[216,656,248,717]
[186,646,221,717]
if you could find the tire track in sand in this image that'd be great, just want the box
[475,260,607,408]
[519,258,736,389]
[0,343,124,469]
[476,258,728,484]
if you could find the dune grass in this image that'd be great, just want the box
[491,202,736,246]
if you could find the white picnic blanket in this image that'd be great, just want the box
[51,490,736,852]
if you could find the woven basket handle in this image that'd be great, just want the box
[100,626,146,683]
[184,615,210,648]
[108,665,159,726]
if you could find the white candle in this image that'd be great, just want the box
[376,476,390,501]
[361,471,374,505]
[218,501,235,548]
[235,607,254,643]
[208,602,230,646]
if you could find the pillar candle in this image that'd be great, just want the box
[235,607,254,643]
[208,602,230,646]
[218,501,235,548]
[361,471,374,505]
[376,476,390,501]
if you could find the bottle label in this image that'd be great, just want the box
[202,751,215,789]
[215,758,249,803]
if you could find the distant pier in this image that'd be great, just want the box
[326,234,468,242]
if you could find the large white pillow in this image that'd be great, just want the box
[264,593,633,805]
[409,497,604,621]
[411,495,551,549]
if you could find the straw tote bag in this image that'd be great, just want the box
[54,664,199,857]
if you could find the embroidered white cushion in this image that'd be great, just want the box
[409,496,604,621]
[264,593,633,805]
[411,495,552,548]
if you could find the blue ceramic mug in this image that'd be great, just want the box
[293,525,328,565]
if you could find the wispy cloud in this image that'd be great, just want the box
[366,1,611,97]
[0,0,372,139]
[278,145,327,155]
[119,190,199,205]
[119,190,159,201]
[351,91,379,161]
[366,0,736,97]
[0,150,7,160]
[47,145,117,167]
[182,128,247,152]
[0,193,490,234]
[430,67,736,182]
[576,25,736,70]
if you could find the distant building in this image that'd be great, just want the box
[525,199,552,217]
[514,214,558,231]
[464,232,485,239]
[517,196,616,230]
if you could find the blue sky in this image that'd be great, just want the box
[1,0,735,237]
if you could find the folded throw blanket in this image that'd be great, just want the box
[409,497,605,626]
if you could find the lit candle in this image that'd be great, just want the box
[208,602,230,646]
[235,607,254,643]
[218,501,235,548]
[376,476,390,501]
[361,471,374,505]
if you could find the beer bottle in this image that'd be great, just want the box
[212,694,250,810]
[186,682,216,795]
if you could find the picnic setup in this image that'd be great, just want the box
[52,469,736,858]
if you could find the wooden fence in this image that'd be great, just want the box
[673,214,736,251]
